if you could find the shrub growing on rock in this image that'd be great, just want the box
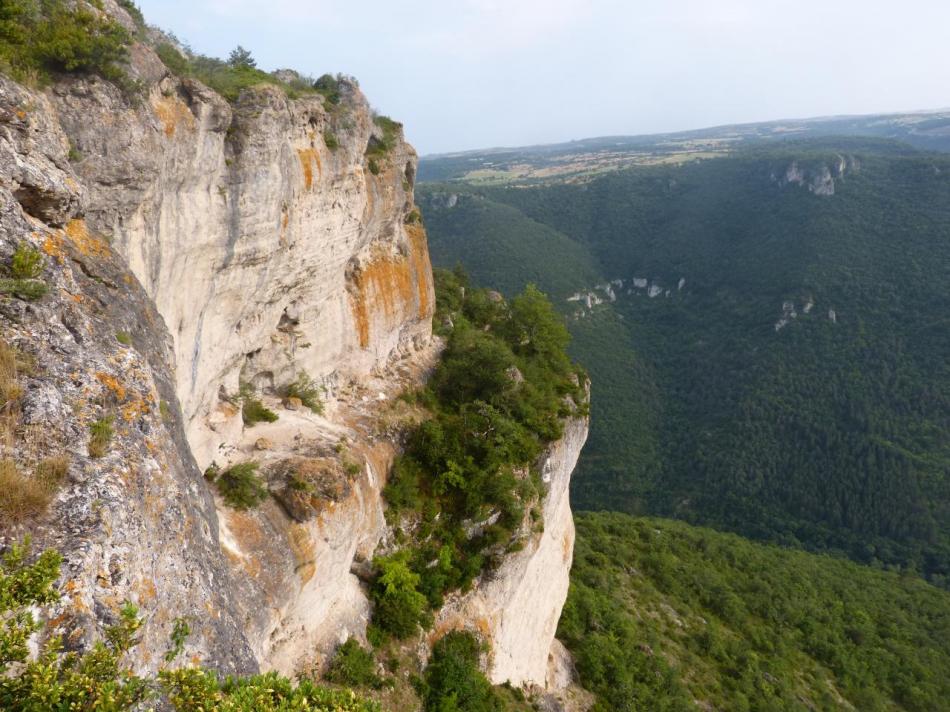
[239,383,278,426]
[422,631,501,712]
[281,371,323,414]
[88,415,114,458]
[215,461,268,510]
[0,539,379,711]
[370,552,429,639]
[326,638,383,689]
[0,0,131,84]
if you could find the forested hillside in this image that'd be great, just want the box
[562,512,950,712]
[419,141,950,585]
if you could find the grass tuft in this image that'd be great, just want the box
[88,416,114,458]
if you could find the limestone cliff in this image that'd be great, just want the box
[434,415,588,690]
[0,6,586,698]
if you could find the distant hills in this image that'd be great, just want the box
[418,109,950,184]
[419,138,950,586]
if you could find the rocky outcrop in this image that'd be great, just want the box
[433,415,588,689]
[0,73,256,673]
[52,68,433,468]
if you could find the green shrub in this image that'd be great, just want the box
[326,638,382,689]
[2,245,47,300]
[154,44,323,104]
[324,130,340,150]
[115,331,132,346]
[10,243,42,279]
[117,0,145,32]
[88,415,114,458]
[155,42,190,76]
[313,73,343,104]
[281,371,323,414]
[367,158,381,176]
[0,278,47,300]
[215,461,268,510]
[0,0,132,84]
[239,383,279,426]
[422,631,501,712]
[366,115,401,156]
[161,669,379,711]
[370,552,429,639]
[0,539,379,711]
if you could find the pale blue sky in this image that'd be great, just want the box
[136,0,950,155]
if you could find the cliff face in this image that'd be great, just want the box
[434,415,588,689]
[0,73,256,673]
[0,21,584,695]
[52,68,432,467]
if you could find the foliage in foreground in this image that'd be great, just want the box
[561,512,950,712]
[0,0,131,84]
[374,269,585,637]
[0,539,378,711]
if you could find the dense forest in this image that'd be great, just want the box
[419,140,950,585]
[562,512,950,712]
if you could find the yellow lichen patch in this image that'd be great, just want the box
[288,523,316,584]
[406,223,434,320]
[348,247,415,349]
[121,396,150,423]
[227,511,265,578]
[95,372,127,401]
[134,577,157,603]
[153,94,195,138]
[64,219,110,258]
[296,148,322,190]
[42,232,66,261]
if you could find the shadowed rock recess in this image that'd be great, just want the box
[0,2,587,698]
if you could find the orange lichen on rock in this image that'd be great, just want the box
[135,577,158,603]
[288,523,316,584]
[297,148,322,190]
[153,95,195,138]
[64,219,110,258]
[349,224,434,348]
[406,223,434,319]
[96,372,127,401]
[348,247,413,349]
[122,396,150,423]
[42,232,65,261]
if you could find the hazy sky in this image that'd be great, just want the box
[136,0,950,155]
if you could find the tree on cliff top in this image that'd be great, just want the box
[227,45,256,69]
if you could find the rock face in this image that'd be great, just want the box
[434,415,589,688]
[52,70,433,467]
[0,73,256,673]
[0,19,584,695]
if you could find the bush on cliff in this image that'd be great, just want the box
[214,461,268,510]
[374,269,586,638]
[0,0,131,84]
[0,539,379,711]
[326,638,383,689]
[420,631,502,712]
